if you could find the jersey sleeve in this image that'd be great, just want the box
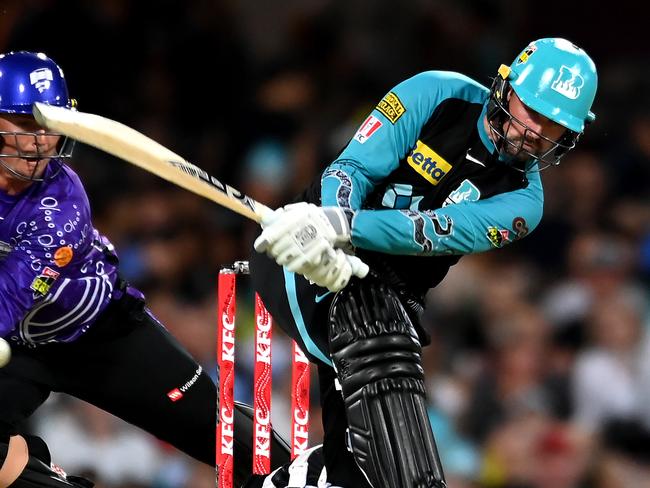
[0,194,93,338]
[350,167,544,255]
[321,71,486,209]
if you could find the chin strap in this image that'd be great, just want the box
[0,435,29,488]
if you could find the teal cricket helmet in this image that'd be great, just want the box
[486,38,598,169]
[507,38,597,133]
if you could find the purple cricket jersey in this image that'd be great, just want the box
[0,162,125,345]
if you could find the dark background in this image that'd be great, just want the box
[2,1,649,487]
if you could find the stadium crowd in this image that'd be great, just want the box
[2,1,648,487]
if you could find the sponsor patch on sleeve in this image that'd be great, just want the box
[486,226,511,248]
[53,245,73,267]
[512,217,529,239]
[353,115,383,144]
[376,92,406,124]
[30,266,60,297]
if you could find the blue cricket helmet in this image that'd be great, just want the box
[0,51,75,181]
[0,51,74,114]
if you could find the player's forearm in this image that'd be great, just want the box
[321,160,378,209]
[350,191,543,256]
[350,208,471,255]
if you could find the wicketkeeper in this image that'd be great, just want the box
[0,51,215,487]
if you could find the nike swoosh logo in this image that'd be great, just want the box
[465,151,486,167]
[315,291,333,303]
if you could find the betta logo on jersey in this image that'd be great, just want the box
[551,66,585,100]
[407,140,452,186]
[376,92,406,124]
[353,115,383,144]
[29,68,54,93]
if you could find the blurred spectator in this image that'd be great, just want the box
[35,397,163,486]
[481,416,594,488]
[480,413,548,487]
[529,422,594,488]
[572,290,650,431]
[2,2,648,487]
[594,419,650,488]
[542,231,640,329]
[463,304,554,443]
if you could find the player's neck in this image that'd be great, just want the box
[0,172,33,196]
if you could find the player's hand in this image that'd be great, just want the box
[254,202,352,269]
[254,203,367,291]
[301,247,369,292]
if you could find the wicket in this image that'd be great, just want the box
[217,261,311,488]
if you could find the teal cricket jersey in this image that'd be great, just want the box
[299,70,544,301]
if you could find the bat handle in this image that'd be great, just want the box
[255,204,275,224]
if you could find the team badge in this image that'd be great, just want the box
[353,115,383,144]
[444,179,481,206]
[54,245,73,267]
[486,226,510,248]
[29,68,54,93]
[512,217,529,240]
[551,66,584,100]
[516,44,537,65]
[376,92,406,124]
[30,267,60,297]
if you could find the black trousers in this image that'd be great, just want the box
[0,293,216,466]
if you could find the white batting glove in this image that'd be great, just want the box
[254,202,352,270]
[302,247,369,292]
[254,203,367,290]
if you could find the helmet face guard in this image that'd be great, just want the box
[486,38,598,170]
[0,131,74,181]
[0,51,76,181]
[486,72,580,170]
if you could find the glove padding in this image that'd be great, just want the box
[255,202,351,252]
[301,247,368,292]
[254,203,367,292]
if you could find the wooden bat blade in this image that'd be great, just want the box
[33,102,271,223]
